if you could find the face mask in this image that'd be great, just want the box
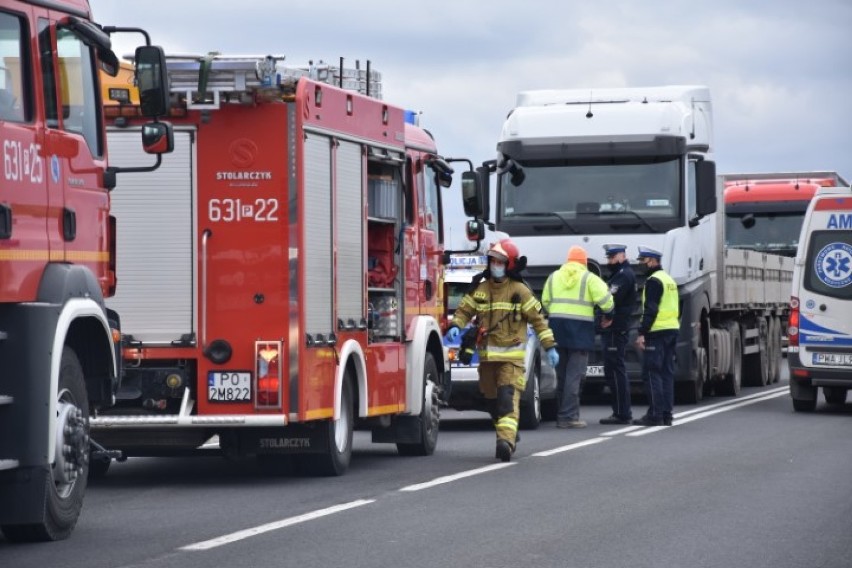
[491,265,506,279]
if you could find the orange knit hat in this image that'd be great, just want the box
[566,245,588,264]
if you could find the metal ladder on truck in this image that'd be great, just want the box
[162,53,383,110]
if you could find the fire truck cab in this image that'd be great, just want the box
[95,55,464,476]
[0,0,171,542]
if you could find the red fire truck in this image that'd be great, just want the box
[0,0,172,542]
[93,54,466,476]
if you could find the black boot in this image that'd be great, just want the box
[496,440,513,462]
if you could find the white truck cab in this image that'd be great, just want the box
[788,185,852,411]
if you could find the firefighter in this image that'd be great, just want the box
[633,246,680,426]
[445,239,559,462]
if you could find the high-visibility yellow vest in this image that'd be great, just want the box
[645,270,679,332]
[544,271,614,322]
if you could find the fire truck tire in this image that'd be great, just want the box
[397,352,440,456]
[1,347,89,542]
[299,378,354,476]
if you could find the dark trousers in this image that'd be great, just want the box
[602,330,632,419]
[640,330,678,420]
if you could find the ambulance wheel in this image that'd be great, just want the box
[519,353,542,430]
[2,347,89,542]
[397,353,440,456]
[824,387,847,406]
[300,378,354,476]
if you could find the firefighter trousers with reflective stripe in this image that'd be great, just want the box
[478,361,524,449]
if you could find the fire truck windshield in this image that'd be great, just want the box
[496,157,682,236]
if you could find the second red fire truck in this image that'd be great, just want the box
[93,54,468,475]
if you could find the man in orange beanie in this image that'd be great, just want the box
[542,246,614,428]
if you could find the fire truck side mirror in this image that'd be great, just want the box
[461,171,484,218]
[135,46,170,118]
[142,121,174,155]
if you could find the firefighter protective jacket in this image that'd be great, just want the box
[452,277,556,363]
[542,261,615,350]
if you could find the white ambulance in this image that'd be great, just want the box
[788,186,852,411]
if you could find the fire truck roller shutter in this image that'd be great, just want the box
[304,133,334,338]
[105,129,195,344]
[336,140,364,328]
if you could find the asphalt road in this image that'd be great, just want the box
[3,368,851,568]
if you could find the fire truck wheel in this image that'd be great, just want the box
[397,353,440,456]
[299,378,354,476]
[1,347,89,542]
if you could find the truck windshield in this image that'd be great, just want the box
[497,157,682,236]
[726,212,805,256]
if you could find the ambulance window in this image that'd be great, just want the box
[0,12,29,122]
[55,27,102,157]
[804,230,852,300]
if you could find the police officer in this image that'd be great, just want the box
[542,246,614,429]
[633,246,680,426]
[445,239,559,461]
[599,244,636,425]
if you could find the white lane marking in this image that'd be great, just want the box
[673,386,788,419]
[180,499,375,551]
[531,437,610,457]
[627,390,788,437]
[399,462,515,492]
[602,425,643,436]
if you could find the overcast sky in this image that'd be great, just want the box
[90,0,852,246]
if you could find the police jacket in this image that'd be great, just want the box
[638,266,680,337]
[606,259,636,332]
[542,261,614,351]
[452,277,556,364]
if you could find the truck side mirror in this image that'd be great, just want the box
[461,171,484,218]
[465,219,485,241]
[142,121,174,155]
[696,159,717,216]
[135,46,170,118]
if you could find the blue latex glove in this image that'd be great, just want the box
[546,347,559,368]
[445,326,460,342]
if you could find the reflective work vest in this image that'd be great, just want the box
[545,271,614,322]
[645,270,679,332]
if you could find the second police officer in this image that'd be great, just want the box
[633,245,680,426]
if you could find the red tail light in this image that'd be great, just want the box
[256,341,283,408]
[788,296,799,347]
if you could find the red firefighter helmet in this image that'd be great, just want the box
[487,239,521,271]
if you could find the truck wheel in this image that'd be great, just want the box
[299,378,354,476]
[718,324,742,397]
[88,455,111,479]
[678,347,706,404]
[824,387,847,406]
[1,347,89,542]
[770,317,783,383]
[743,319,769,387]
[397,353,440,456]
[519,353,542,430]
